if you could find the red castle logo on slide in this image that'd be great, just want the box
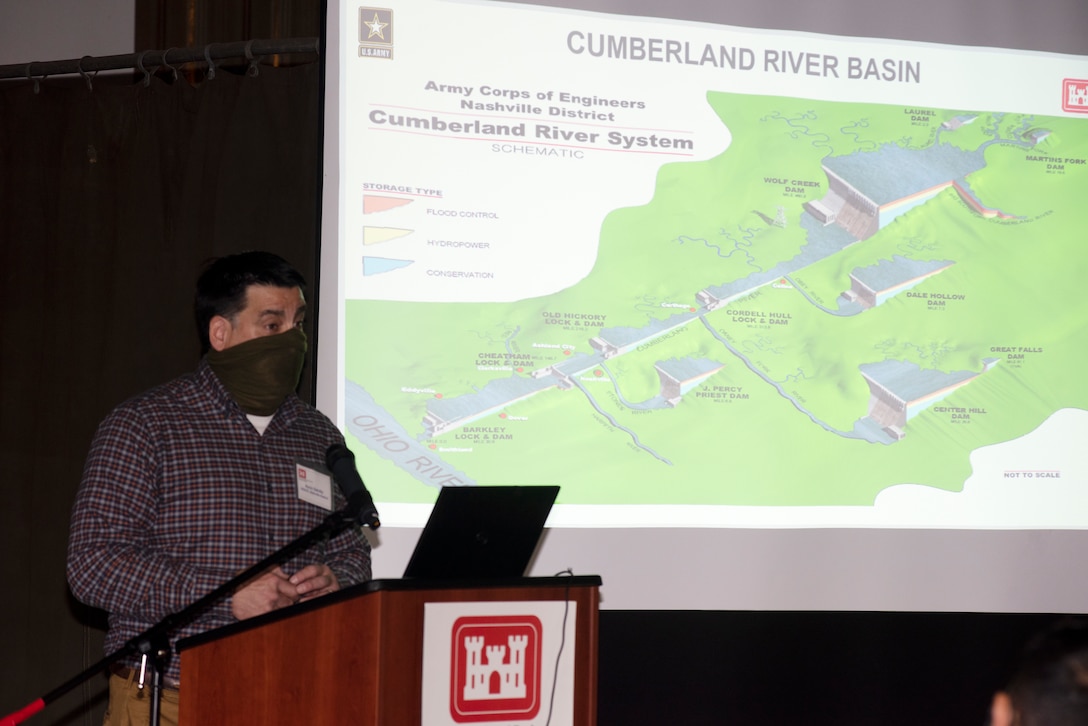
[1063,78,1088,114]
[449,615,542,722]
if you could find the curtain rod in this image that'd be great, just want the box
[0,38,320,81]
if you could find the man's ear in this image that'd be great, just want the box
[990,691,1013,726]
[208,316,233,352]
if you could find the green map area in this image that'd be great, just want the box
[344,92,1088,508]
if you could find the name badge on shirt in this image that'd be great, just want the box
[296,461,334,511]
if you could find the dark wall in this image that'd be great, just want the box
[0,62,323,725]
[599,611,1060,726]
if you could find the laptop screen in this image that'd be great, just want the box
[402,485,559,579]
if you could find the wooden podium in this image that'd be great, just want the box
[177,576,601,725]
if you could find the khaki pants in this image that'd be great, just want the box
[104,672,180,726]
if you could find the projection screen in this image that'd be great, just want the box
[318,0,1088,611]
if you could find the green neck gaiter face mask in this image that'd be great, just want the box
[207,327,307,416]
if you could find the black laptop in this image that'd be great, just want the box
[402,485,559,579]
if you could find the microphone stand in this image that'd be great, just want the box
[1,501,377,726]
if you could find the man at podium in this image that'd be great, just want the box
[66,251,373,725]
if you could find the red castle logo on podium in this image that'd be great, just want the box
[449,615,543,722]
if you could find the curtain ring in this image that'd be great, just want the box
[203,43,216,80]
[77,56,94,91]
[25,62,41,94]
[161,47,179,83]
[136,50,151,87]
[244,39,261,77]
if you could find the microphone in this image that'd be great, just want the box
[325,443,381,530]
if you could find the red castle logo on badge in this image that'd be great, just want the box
[449,615,542,722]
[1063,78,1088,114]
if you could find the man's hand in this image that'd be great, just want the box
[289,563,340,602]
[231,566,299,620]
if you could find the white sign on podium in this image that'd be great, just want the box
[421,600,578,725]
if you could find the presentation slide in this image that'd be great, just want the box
[320,0,1088,609]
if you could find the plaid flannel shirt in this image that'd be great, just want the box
[67,359,371,684]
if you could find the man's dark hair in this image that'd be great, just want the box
[1007,618,1088,726]
[194,251,307,354]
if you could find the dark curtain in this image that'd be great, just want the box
[135,0,322,51]
[0,62,322,725]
